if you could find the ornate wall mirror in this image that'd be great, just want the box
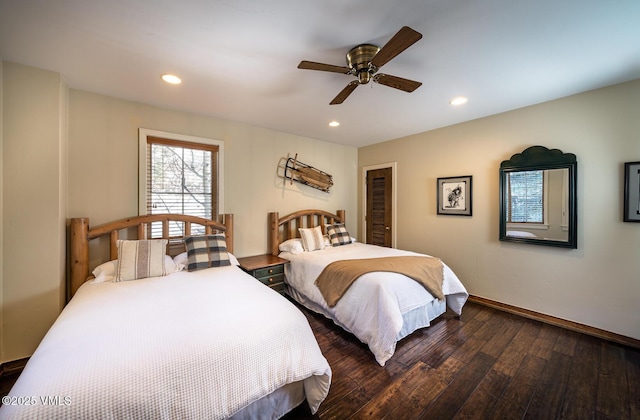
[499,146,577,248]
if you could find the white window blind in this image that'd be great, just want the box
[146,136,218,238]
[507,170,544,223]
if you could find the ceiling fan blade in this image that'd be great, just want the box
[298,60,351,74]
[370,26,422,69]
[330,81,359,105]
[373,74,422,92]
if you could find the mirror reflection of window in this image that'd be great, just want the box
[507,170,544,223]
[505,169,568,241]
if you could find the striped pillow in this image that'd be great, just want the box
[327,223,351,246]
[184,234,231,272]
[299,226,325,252]
[116,239,168,281]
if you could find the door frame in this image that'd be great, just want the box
[362,162,397,248]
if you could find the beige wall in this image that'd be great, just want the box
[0,63,357,362]
[359,79,640,341]
[67,90,358,259]
[1,62,68,361]
[0,60,4,363]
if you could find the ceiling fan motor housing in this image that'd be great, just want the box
[346,44,380,84]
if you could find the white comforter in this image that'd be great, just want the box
[0,266,331,420]
[280,242,468,366]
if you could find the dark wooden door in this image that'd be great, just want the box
[366,167,392,247]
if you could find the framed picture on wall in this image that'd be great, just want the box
[624,161,640,222]
[437,175,472,216]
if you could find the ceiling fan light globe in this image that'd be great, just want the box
[358,71,372,84]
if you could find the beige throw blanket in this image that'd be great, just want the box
[314,256,445,307]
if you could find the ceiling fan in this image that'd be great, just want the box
[298,26,423,105]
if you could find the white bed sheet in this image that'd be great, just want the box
[280,242,468,366]
[0,266,331,420]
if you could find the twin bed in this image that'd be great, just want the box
[0,214,331,419]
[269,209,468,366]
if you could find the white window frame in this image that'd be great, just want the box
[138,128,224,216]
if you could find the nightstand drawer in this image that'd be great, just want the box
[267,281,286,294]
[254,264,284,279]
[256,272,284,285]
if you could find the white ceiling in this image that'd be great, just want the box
[1,0,639,148]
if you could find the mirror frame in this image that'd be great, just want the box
[499,145,578,249]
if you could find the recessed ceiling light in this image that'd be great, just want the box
[449,96,468,106]
[329,121,340,127]
[161,74,182,85]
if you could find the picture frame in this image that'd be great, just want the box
[437,175,472,216]
[624,161,640,222]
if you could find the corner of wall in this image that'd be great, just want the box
[2,61,67,361]
[59,77,69,311]
[1,59,5,362]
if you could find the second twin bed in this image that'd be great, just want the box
[270,209,468,366]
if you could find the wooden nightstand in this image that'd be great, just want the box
[237,254,289,295]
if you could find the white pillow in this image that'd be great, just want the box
[170,255,185,272]
[173,252,188,268]
[173,251,239,269]
[91,255,181,283]
[92,260,118,283]
[299,226,325,252]
[279,238,305,254]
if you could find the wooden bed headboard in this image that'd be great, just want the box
[269,209,345,256]
[69,213,233,299]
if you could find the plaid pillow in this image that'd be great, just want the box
[184,234,231,272]
[115,239,168,281]
[326,223,351,246]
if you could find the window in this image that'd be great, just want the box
[147,137,216,218]
[507,170,544,223]
[139,129,224,239]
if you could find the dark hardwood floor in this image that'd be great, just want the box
[285,300,640,420]
[1,300,638,419]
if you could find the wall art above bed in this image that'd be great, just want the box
[279,153,333,193]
